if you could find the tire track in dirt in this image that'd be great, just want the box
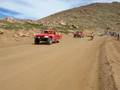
[98,38,117,90]
[105,38,120,90]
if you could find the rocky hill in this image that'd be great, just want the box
[39,2,120,32]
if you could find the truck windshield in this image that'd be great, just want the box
[44,31,55,34]
[44,31,48,34]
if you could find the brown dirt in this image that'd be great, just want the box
[104,37,120,90]
[0,35,120,90]
[98,38,117,90]
[0,30,34,48]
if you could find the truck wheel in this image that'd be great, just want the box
[34,38,39,44]
[47,38,52,45]
[74,35,76,38]
[56,40,59,43]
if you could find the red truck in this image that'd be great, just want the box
[34,30,62,45]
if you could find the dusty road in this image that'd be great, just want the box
[0,35,119,90]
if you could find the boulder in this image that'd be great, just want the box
[59,20,66,25]
[18,32,30,37]
[13,34,19,38]
[0,30,4,34]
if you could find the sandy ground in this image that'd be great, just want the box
[0,35,120,90]
[105,38,120,90]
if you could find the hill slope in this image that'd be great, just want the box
[0,17,48,30]
[39,2,120,32]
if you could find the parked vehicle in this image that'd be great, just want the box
[34,30,62,45]
[73,31,84,38]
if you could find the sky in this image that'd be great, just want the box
[0,0,120,19]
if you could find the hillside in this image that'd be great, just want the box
[39,2,120,32]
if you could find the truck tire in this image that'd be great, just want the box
[47,38,52,45]
[56,40,59,43]
[34,38,39,44]
[74,34,76,38]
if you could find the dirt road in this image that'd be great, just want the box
[0,35,119,90]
